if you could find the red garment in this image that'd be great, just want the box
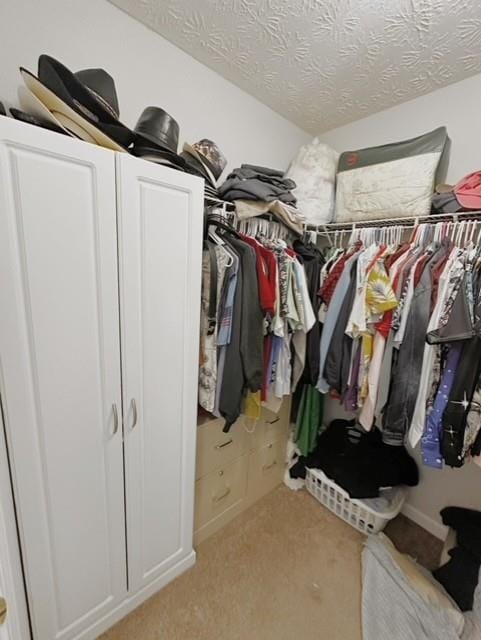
[413,251,432,288]
[241,234,277,315]
[366,246,387,273]
[375,269,402,339]
[376,248,415,338]
[319,243,361,305]
[385,243,410,270]
[395,250,420,300]
[376,309,393,340]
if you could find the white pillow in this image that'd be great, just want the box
[286,138,339,225]
[335,127,449,223]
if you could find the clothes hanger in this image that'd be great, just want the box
[476,222,481,246]
[469,220,476,244]
[454,220,464,247]
[206,214,241,239]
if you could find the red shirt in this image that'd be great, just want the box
[319,243,362,305]
[240,235,277,315]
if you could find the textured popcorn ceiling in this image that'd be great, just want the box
[109,0,481,134]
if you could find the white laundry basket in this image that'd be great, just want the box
[305,467,406,535]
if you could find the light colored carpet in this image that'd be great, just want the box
[100,485,363,640]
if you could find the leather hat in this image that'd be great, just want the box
[20,55,133,151]
[184,139,227,181]
[134,107,180,155]
[130,143,186,170]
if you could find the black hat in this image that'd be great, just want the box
[20,55,133,151]
[9,107,68,135]
[130,144,186,170]
[134,107,180,155]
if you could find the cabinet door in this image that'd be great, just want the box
[0,120,126,640]
[0,408,30,640]
[117,154,203,592]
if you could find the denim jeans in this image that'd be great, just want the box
[382,252,439,445]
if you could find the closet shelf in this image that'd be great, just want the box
[307,210,481,233]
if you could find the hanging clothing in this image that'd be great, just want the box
[324,261,358,396]
[408,246,457,446]
[310,224,481,470]
[442,336,481,466]
[200,214,318,434]
[421,343,462,469]
[198,242,230,413]
[220,236,263,431]
[213,248,240,417]
[294,384,324,456]
[293,240,324,386]
[382,247,443,446]
[317,252,360,393]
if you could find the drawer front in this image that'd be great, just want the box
[251,400,291,450]
[194,455,248,532]
[247,440,286,504]
[196,418,247,479]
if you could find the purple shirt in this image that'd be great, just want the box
[344,341,361,412]
[421,343,462,468]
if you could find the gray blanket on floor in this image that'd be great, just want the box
[462,573,481,640]
[362,535,466,640]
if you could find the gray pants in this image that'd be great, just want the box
[382,255,437,445]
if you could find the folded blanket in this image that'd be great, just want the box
[462,568,481,640]
[363,534,464,640]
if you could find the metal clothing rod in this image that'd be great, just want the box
[308,210,481,233]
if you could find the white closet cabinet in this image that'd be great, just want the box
[0,119,203,640]
[117,155,202,592]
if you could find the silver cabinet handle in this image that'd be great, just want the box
[112,403,119,435]
[130,398,138,429]
[262,460,277,471]
[0,597,6,625]
[213,487,231,503]
[215,439,233,450]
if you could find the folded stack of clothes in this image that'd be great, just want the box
[290,418,419,499]
[434,507,481,611]
[219,164,297,204]
[218,164,306,234]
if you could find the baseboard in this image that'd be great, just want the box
[402,503,448,541]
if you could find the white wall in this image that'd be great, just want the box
[0,0,309,175]
[321,73,481,184]
[321,74,481,539]
[2,0,477,541]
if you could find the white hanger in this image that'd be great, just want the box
[476,221,481,246]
